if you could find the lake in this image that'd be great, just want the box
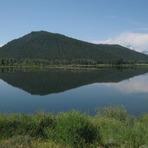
[0,67,148,115]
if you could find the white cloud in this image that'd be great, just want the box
[0,44,4,47]
[103,74,148,94]
[92,32,148,52]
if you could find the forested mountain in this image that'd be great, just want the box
[0,31,148,63]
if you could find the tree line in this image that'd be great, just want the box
[0,58,148,67]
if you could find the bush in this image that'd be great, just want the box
[54,111,99,147]
[0,111,55,139]
[0,106,148,147]
[93,116,129,147]
[23,111,55,138]
[95,106,148,147]
[126,114,148,147]
[97,105,130,122]
[140,113,148,124]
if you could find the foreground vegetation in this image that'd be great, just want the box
[0,105,148,148]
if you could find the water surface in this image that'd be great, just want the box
[0,68,148,115]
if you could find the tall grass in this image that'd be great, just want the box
[0,106,148,148]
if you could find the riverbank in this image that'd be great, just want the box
[0,105,148,148]
[0,63,148,70]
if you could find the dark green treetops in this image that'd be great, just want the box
[0,31,148,64]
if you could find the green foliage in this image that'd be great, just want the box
[97,105,130,122]
[94,106,148,147]
[140,113,148,123]
[54,111,99,147]
[0,106,148,147]
[126,122,148,147]
[0,111,55,139]
[0,31,148,64]
[93,117,128,147]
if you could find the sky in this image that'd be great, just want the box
[0,0,148,52]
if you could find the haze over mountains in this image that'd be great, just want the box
[0,31,148,62]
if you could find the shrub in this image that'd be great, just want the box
[0,111,55,139]
[0,106,148,148]
[93,116,129,147]
[54,111,99,147]
[140,113,148,124]
[97,105,130,122]
[19,111,56,138]
[126,122,148,147]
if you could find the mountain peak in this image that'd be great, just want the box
[0,31,148,61]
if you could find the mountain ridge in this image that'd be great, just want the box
[0,31,148,62]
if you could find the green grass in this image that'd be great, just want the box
[0,106,148,148]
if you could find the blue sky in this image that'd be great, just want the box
[0,0,148,52]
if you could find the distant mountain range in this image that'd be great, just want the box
[0,31,148,62]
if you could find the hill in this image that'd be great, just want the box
[0,31,148,63]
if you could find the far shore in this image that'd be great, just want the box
[0,63,148,70]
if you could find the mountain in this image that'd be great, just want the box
[0,31,148,61]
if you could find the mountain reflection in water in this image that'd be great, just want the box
[0,68,148,96]
[0,67,148,115]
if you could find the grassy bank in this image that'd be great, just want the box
[0,105,148,148]
[1,63,148,70]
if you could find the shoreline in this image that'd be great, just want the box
[0,63,148,70]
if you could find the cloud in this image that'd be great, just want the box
[92,32,148,52]
[0,44,4,47]
[103,74,148,94]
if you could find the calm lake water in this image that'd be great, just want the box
[0,67,148,115]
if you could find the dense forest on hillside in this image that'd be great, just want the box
[0,31,148,65]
